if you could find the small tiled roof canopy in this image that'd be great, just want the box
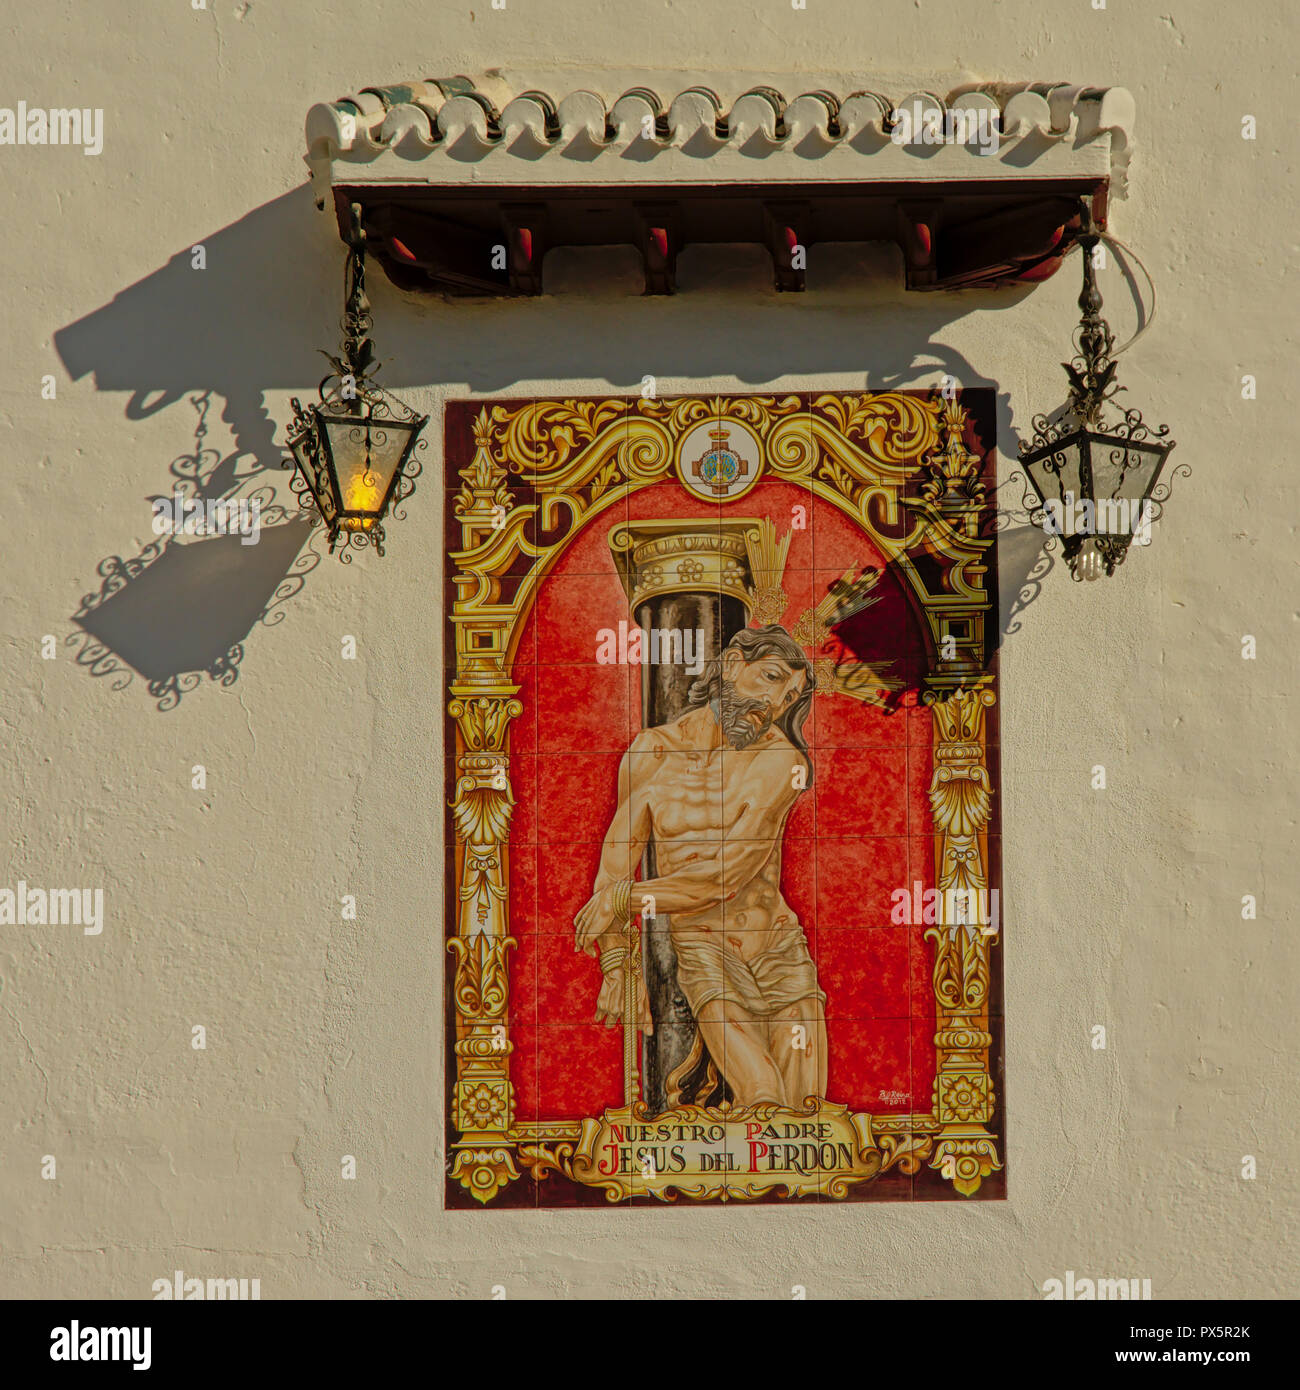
[304,75,1136,295]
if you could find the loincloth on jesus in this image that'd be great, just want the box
[671,924,825,1017]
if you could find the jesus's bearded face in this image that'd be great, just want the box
[716,654,807,749]
[715,679,773,748]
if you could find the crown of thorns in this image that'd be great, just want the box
[744,520,900,707]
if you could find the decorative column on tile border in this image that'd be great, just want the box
[922,682,1002,1197]
[908,398,990,694]
[448,416,525,1203]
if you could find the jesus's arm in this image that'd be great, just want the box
[572,735,655,1031]
[573,732,652,953]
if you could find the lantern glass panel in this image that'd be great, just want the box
[319,403,420,532]
[288,425,336,523]
[1084,434,1172,534]
[1023,431,1086,537]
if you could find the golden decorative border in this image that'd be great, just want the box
[447,392,1000,1204]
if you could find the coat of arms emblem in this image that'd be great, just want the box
[690,424,747,495]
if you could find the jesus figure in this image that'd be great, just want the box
[573,625,827,1108]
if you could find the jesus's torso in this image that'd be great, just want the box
[637,707,803,964]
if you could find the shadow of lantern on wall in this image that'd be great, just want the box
[1018,197,1184,582]
[284,203,428,560]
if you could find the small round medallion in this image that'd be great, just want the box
[675,418,763,502]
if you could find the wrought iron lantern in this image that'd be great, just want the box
[285,203,427,558]
[1019,198,1180,581]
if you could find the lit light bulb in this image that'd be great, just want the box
[342,467,383,529]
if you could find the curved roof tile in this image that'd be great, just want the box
[305,75,1135,205]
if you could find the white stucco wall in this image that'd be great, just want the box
[0,0,1294,1297]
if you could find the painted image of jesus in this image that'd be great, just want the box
[573,625,827,1108]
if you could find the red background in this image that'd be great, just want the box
[501,472,939,1122]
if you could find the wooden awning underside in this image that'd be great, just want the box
[304,75,1135,296]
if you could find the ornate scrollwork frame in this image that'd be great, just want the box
[446,392,1002,1204]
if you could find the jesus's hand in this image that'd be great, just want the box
[573,883,619,953]
[595,960,654,1034]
